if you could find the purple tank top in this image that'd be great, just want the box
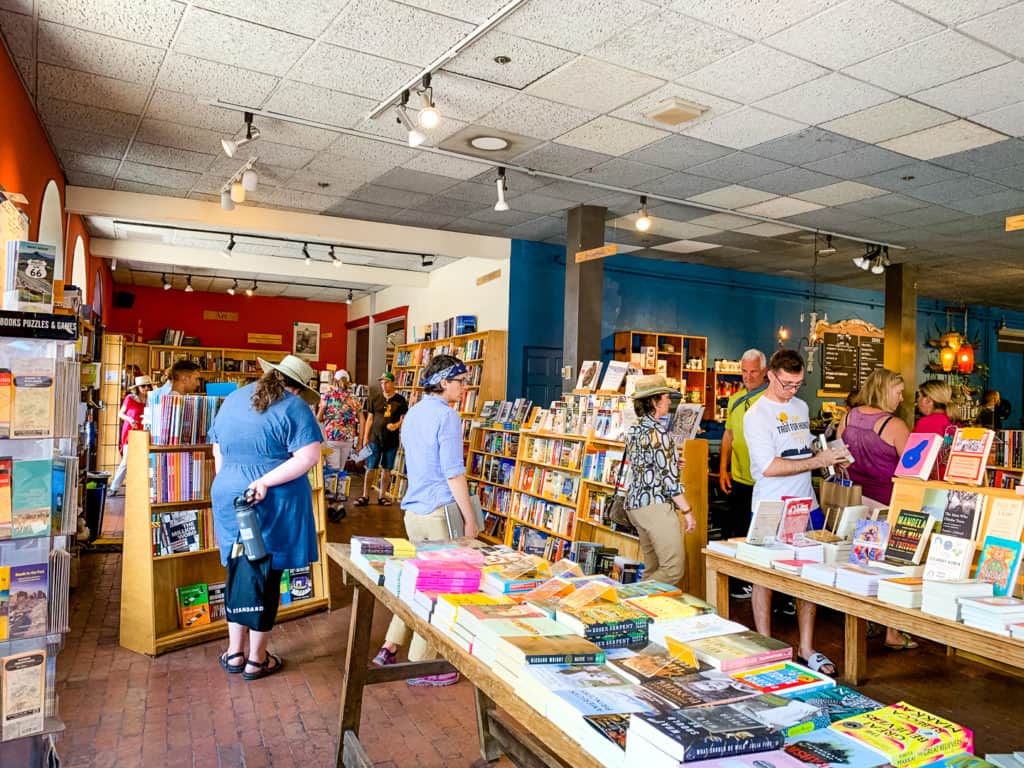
[844,408,900,505]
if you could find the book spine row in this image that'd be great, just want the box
[517,465,579,505]
[148,450,210,503]
[523,437,582,471]
[510,493,575,537]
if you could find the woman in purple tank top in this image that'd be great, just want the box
[837,368,918,651]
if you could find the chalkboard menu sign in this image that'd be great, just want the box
[821,331,886,395]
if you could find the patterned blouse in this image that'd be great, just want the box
[623,415,684,510]
[319,387,361,442]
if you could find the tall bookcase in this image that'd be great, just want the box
[466,424,519,544]
[392,330,507,414]
[119,431,330,655]
[613,330,708,405]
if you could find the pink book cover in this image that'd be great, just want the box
[894,434,943,480]
[720,646,793,672]
[777,497,813,544]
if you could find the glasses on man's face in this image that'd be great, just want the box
[771,372,804,391]
[449,377,468,385]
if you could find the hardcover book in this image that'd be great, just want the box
[641,672,759,708]
[923,534,974,581]
[975,535,1023,597]
[944,427,994,486]
[830,701,972,768]
[608,650,704,683]
[893,433,943,480]
[785,728,892,768]
[628,702,786,763]
[730,661,836,698]
[939,490,983,541]
[789,685,884,732]
[686,630,793,672]
[883,509,934,565]
[496,634,606,666]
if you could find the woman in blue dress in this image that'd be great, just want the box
[210,355,323,680]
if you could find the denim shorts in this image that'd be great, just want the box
[366,443,398,470]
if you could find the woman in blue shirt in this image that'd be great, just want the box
[210,355,322,680]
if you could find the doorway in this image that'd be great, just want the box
[355,327,369,386]
[522,346,563,406]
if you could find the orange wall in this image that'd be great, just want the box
[106,284,348,366]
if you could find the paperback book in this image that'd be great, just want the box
[923,534,974,582]
[686,630,793,672]
[176,582,211,629]
[975,535,1023,597]
[944,427,994,486]
[883,509,934,565]
[939,490,984,541]
[1,649,46,740]
[830,701,973,768]
[894,433,943,480]
[849,520,889,565]
[7,563,48,640]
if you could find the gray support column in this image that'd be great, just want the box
[563,205,607,392]
[883,263,917,414]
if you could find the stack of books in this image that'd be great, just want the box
[921,580,994,621]
[398,559,482,606]
[831,701,974,767]
[555,599,651,649]
[685,630,792,672]
[835,564,893,596]
[876,577,924,608]
[351,537,417,586]
[802,563,838,586]
[648,613,747,647]
[736,542,796,567]
[959,596,1024,636]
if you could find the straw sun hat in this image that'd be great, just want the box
[631,374,683,400]
[258,355,318,393]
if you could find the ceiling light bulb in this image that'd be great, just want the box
[230,181,245,203]
[852,255,868,270]
[395,103,426,147]
[184,276,194,293]
[227,279,237,296]
[220,190,235,211]
[162,273,171,290]
[635,195,652,232]
[242,169,258,192]
[221,138,238,158]
[111,258,117,270]
[222,236,235,259]
[346,289,353,305]
[818,235,837,256]
[418,102,441,130]
[871,259,885,275]
[246,282,255,297]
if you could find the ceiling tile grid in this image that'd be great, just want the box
[442,31,574,89]
[37,0,185,48]
[38,63,151,114]
[288,43,421,101]
[555,116,669,156]
[497,0,659,54]
[526,56,664,114]
[678,45,827,105]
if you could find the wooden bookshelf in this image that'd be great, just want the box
[613,330,708,405]
[119,431,330,656]
[392,330,507,413]
[145,343,288,384]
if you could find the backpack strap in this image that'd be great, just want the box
[728,382,768,414]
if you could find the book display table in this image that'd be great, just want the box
[326,542,604,768]
[703,550,1024,685]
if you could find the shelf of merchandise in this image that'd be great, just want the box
[376,445,407,501]
[119,431,330,656]
[465,422,520,544]
[392,330,507,413]
[613,330,708,405]
[707,363,744,422]
[986,430,1024,489]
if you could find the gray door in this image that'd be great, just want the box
[523,346,563,406]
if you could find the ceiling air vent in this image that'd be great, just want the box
[644,97,709,127]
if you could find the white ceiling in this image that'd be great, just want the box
[3,0,1024,308]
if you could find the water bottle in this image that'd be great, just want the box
[234,489,267,561]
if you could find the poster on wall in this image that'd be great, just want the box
[293,322,320,360]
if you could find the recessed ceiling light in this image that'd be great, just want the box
[644,96,709,127]
[470,136,509,151]
[493,55,511,65]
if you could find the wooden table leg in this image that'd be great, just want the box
[337,583,375,767]
[843,613,867,686]
[707,566,730,619]
[474,686,504,762]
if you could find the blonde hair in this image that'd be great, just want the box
[860,368,904,411]
[918,380,951,411]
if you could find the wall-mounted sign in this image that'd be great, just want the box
[816,319,885,398]
[1006,213,1024,232]
[203,310,238,322]
[476,269,502,286]
[0,310,77,340]
[575,244,617,263]
[322,332,333,340]
[247,333,282,345]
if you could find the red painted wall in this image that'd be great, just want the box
[106,284,349,366]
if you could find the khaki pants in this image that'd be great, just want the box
[383,507,451,661]
[627,501,684,585]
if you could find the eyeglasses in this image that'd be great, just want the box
[771,372,804,391]
[449,377,469,385]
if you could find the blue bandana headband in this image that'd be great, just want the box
[421,361,468,387]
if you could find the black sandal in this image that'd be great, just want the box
[354,496,370,507]
[242,652,284,681]
[219,651,245,674]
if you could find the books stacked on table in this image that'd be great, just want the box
[706,539,742,557]
[876,577,924,608]
[469,614,567,666]
[771,559,818,576]
[515,660,630,715]
[802,563,838,586]
[398,559,482,606]
[736,542,796,567]
[555,599,651,649]
[835,564,893,596]
[921,580,994,621]
[350,536,417,586]
[684,630,792,672]
[958,596,1024,636]
[831,701,973,767]
[648,613,747,647]
[621,595,706,622]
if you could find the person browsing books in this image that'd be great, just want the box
[719,349,768,542]
[354,371,407,506]
[108,375,153,496]
[208,355,323,680]
[744,349,844,677]
[621,374,696,586]
[317,368,364,505]
[150,359,203,399]
[913,380,953,437]
[371,354,478,687]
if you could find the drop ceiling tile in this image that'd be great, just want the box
[398,0,509,23]
[37,0,183,47]
[146,89,243,133]
[881,120,1006,160]
[264,83,377,129]
[594,10,747,81]
[60,151,120,177]
[945,189,1024,215]
[687,152,789,184]
[959,3,1024,58]
[470,168,552,194]
[252,187,340,213]
[38,97,138,138]
[557,116,667,156]
[439,180,497,203]
[158,53,280,105]
[0,0,31,13]
[914,62,1024,117]
[390,210,460,229]
[119,161,201,189]
[126,142,216,173]
[504,194,573,216]
[526,57,664,114]
[303,153,398,185]
[834,193,929,217]
[750,128,866,165]
[610,83,741,134]
[977,164,1024,190]
[687,213,755,230]
[588,193,641,216]
[531,181,599,203]
[371,168,461,195]
[858,161,967,192]
[643,202,704,222]
[608,216,721,240]
[735,222,802,237]
[0,9,32,57]
[114,180,190,197]
[423,72,518,124]
[667,0,845,39]
[134,118,229,155]
[907,176,1008,204]
[513,143,614,176]
[973,101,1024,138]
[282,173,360,197]
[468,207,539,226]
[681,108,805,150]
[49,125,129,159]
[657,239,721,254]
[898,0,1017,24]
[13,57,33,95]
[821,99,956,146]
[412,195,487,218]
[444,32,574,89]
[248,118,338,152]
[40,20,166,86]
[402,153,491,180]
[239,140,317,170]
[573,158,671,187]
[881,204,970,227]
[679,45,827,104]
[755,74,893,125]
[802,145,914,179]
[477,94,596,142]
[355,111,469,147]
[793,181,888,206]
[190,0,342,37]
[746,167,840,195]
[506,216,566,242]
[765,0,942,69]
[66,170,114,188]
[498,0,657,53]
[739,197,824,218]
[324,0,473,66]
[845,30,1009,95]
[323,199,404,222]
[327,135,417,168]
[643,173,724,200]
[289,43,419,101]
[38,64,149,114]
[688,184,780,208]
[443,218,511,236]
[622,135,733,172]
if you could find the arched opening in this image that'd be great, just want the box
[37,179,64,280]
[92,269,104,320]
[71,236,86,294]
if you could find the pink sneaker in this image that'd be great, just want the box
[372,647,397,667]
[407,672,459,687]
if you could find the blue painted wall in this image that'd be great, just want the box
[508,241,1024,427]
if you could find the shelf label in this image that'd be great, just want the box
[202,310,238,322]
[0,310,77,340]
[247,333,282,345]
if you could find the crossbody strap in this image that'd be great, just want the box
[729,382,768,414]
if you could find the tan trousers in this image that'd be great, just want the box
[627,501,684,585]
[383,507,451,661]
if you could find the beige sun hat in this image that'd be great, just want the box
[132,375,154,389]
[258,355,317,392]
[631,373,683,400]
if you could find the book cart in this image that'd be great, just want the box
[118,430,331,656]
[0,312,80,765]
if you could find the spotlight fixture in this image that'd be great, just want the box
[303,243,311,265]
[494,167,509,212]
[220,190,235,211]
[330,245,342,268]
[417,73,441,129]
[817,234,837,256]
[222,235,235,259]
[111,258,117,271]
[184,275,194,293]
[346,289,353,305]
[245,281,256,297]
[227,279,238,296]
[396,90,426,148]
[635,195,652,232]
[230,181,245,204]
[242,168,258,192]
[162,273,171,291]
[421,254,435,268]
[871,246,891,275]
[221,111,261,158]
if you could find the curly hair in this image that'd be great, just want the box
[634,395,660,417]
[251,369,305,413]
